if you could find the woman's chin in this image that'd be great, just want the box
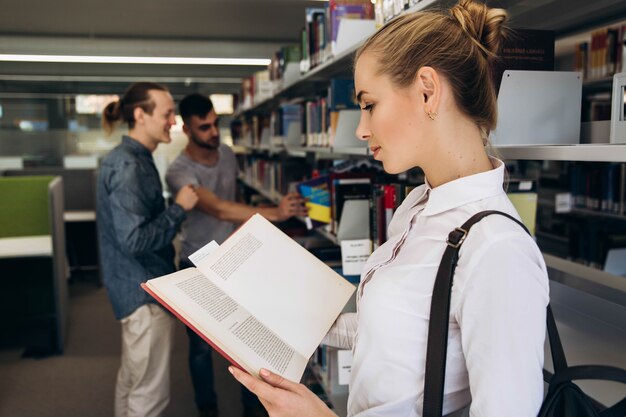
[381,161,403,175]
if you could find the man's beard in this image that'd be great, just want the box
[191,134,219,150]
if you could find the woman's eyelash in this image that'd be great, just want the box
[361,104,374,112]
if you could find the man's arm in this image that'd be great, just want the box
[107,161,195,255]
[195,187,307,223]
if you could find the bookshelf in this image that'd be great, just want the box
[233,0,626,412]
[244,143,626,162]
[545,254,626,307]
[496,144,626,162]
[240,168,626,300]
[236,0,441,119]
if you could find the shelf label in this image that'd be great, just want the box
[337,349,353,386]
[340,239,372,276]
[555,193,573,213]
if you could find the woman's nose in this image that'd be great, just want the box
[355,117,370,142]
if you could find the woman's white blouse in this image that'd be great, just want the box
[323,160,550,417]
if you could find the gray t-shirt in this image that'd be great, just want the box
[165,144,238,260]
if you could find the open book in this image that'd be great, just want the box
[142,214,355,382]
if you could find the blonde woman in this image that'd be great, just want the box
[231,1,549,416]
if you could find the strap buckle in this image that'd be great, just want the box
[446,227,468,248]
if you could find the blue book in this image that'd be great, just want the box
[328,78,359,111]
[297,175,331,228]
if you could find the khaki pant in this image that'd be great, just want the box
[114,304,175,417]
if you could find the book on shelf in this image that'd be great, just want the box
[569,162,625,214]
[573,24,626,81]
[310,345,352,396]
[302,6,328,72]
[268,44,301,86]
[506,179,538,236]
[329,0,375,53]
[491,28,555,93]
[303,98,330,147]
[328,78,359,111]
[142,214,355,381]
[297,175,332,229]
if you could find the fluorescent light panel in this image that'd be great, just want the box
[0,54,270,66]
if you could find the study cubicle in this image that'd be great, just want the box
[0,176,69,354]
[2,167,100,282]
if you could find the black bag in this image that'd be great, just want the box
[422,210,626,417]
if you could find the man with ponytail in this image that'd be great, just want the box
[97,82,199,417]
[230,1,549,416]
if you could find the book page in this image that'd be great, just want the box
[188,240,219,265]
[192,214,355,359]
[145,267,308,381]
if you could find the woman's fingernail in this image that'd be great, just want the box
[260,369,270,377]
[228,366,235,374]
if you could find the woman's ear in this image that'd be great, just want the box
[416,66,440,111]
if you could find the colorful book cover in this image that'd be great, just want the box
[330,2,374,44]
[298,175,332,227]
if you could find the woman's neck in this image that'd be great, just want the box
[423,121,493,188]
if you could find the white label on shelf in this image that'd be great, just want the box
[341,239,372,276]
[337,349,353,386]
[555,193,573,214]
[518,181,533,191]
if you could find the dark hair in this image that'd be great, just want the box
[102,82,169,135]
[179,93,215,124]
[356,0,509,139]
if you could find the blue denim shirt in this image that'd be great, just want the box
[97,136,186,320]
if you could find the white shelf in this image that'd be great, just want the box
[240,180,626,308]
[241,143,626,162]
[240,144,368,158]
[544,253,626,307]
[64,210,96,222]
[314,226,339,245]
[238,177,281,204]
[333,146,369,156]
[239,179,340,244]
[0,235,52,258]
[495,144,626,162]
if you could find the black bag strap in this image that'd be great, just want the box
[422,210,626,417]
[423,210,536,417]
[546,302,568,374]
[550,365,626,386]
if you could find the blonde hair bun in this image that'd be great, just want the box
[449,0,508,58]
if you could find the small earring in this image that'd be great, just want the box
[426,110,438,121]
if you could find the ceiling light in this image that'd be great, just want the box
[0,54,270,66]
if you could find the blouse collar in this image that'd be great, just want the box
[420,158,506,217]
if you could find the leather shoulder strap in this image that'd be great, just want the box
[422,210,560,416]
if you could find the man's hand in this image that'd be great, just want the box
[229,367,337,417]
[175,184,199,211]
[276,193,308,221]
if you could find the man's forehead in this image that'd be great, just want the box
[192,111,218,124]
[150,90,174,109]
